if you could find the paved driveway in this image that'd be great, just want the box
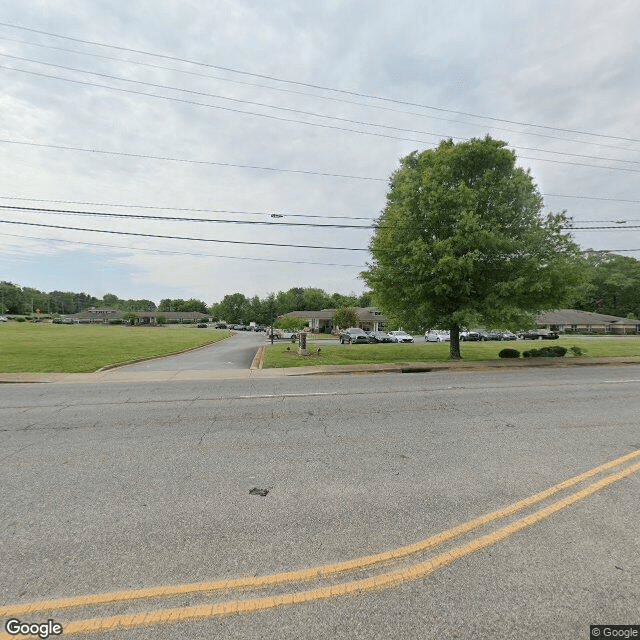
[121,330,265,371]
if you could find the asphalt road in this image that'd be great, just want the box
[1,366,639,639]
[121,330,265,371]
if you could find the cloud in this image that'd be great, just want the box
[1,0,639,305]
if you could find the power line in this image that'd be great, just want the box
[4,132,640,186]
[4,58,640,169]
[5,204,640,232]
[566,225,640,230]
[0,196,376,220]
[0,35,633,155]
[0,64,440,147]
[0,138,385,182]
[0,219,371,251]
[0,204,375,229]
[0,232,364,267]
[1,20,639,144]
[2,34,638,155]
[2,194,640,219]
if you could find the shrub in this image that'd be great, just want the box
[498,348,520,358]
[523,346,567,358]
[14,316,26,322]
[569,345,586,356]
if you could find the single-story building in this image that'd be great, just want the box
[285,307,386,333]
[536,309,640,334]
[67,308,209,324]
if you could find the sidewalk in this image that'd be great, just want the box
[2,355,640,384]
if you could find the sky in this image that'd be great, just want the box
[1,0,639,306]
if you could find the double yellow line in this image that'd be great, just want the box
[2,448,639,637]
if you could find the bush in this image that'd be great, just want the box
[14,316,26,322]
[498,348,520,358]
[569,345,586,356]
[523,346,567,358]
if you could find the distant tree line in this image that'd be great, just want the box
[208,288,373,325]
[3,252,638,321]
[0,283,157,315]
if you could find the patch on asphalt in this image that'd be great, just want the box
[249,487,269,497]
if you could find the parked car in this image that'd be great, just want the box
[486,330,504,341]
[387,330,415,343]
[425,330,450,342]
[519,329,560,340]
[501,331,517,340]
[339,327,370,344]
[0,316,8,322]
[368,330,393,343]
[460,330,483,341]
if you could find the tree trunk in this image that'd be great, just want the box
[449,323,462,359]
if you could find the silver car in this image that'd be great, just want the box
[388,331,415,343]
[425,330,450,342]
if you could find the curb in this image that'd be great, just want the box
[250,346,266,370]
[260,355,640,376]
[2,355,640,385]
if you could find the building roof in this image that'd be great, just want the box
[70,308,207,320]
[537,309,636,325]
[286,307,386,322]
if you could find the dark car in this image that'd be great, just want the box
[486,330,504,341]
[460,331,482,341]
[519,329,560,340]
[339,327,370,344]
[368,330,393,343]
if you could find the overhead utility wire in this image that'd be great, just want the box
[3,59,640,168]
[0,232,364,267]
[2,36,637,153]
[3,128,640,179]
[0,138,384,182]
[4,204,639,231]
[2,194,640,218]
[1,21,638,144]
[0,204,375,229]
[0,196,376,220]
[0,219,371,251]
[0,65,442,146]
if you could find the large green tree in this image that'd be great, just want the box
[362,137,586,358]
[573,251,640,318]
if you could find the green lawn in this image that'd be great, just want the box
[0,322,231,372]
[262,337,640,368]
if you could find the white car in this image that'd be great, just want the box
[388,331,415,343]
[0,316,7,322]
[425,330,450,342]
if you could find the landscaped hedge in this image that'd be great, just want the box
[498,348,520,358]
[522,346,567,358]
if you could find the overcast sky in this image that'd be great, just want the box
[1,1,639,306]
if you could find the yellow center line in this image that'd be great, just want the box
[2,447,639,618]
[3,457,638,638]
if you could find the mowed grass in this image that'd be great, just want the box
[0,322,230,372]
[262,336,640,368]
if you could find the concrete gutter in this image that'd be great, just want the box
[2,355,640,384]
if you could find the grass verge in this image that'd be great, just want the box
[0,323,230,372]
[262,337,640,368]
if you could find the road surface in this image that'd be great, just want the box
[1,366,638,639]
